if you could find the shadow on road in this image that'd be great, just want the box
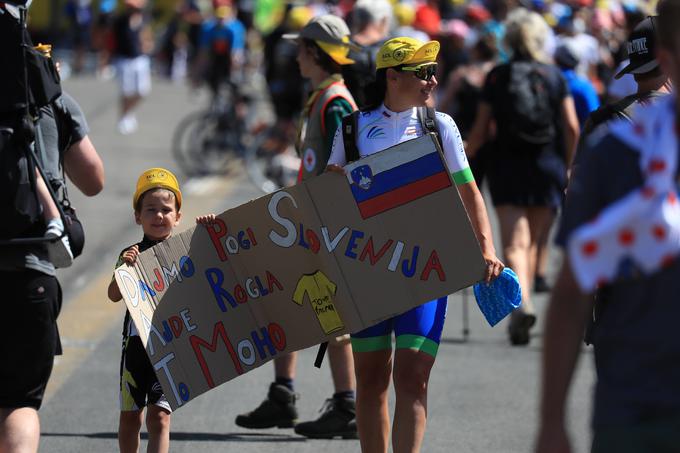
[42,432,308,443]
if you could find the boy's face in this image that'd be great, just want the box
[134,189,181,241]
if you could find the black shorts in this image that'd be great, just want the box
[0,270,62,409]
[119,335,171,412]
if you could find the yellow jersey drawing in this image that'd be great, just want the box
[292,271,344,335]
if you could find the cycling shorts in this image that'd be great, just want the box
[350,297,447,358]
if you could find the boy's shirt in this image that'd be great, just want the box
[113,236,162,337]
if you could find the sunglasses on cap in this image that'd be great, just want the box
[399,63,437,81]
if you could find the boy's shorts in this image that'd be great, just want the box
[0,270,62,410]
[119,335,171,413]
[115,55,151,98]
[350,297,448,358]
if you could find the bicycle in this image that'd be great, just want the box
[243,118,300,193]
[172,82,245,176]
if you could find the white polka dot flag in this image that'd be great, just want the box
[568,95,680,292]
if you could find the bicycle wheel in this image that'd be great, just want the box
[172,110,241,176]
[244,123,301,193]
[172,111,210,176]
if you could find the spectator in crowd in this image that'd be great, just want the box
[554,41,600,127]
[112,0,154,135]
[439,30,499,185]
[0,10,105,453]
[579,16,672,144]
[343,0,393,110]
[235,15,359,440]
[537,2,680,451]
[466,8,580,345]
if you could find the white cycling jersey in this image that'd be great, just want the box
[328,104,474,185]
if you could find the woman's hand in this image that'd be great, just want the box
[122,245,139,265]
[483,253,505,283]
[325,164,346,175]
[196,214,217,225]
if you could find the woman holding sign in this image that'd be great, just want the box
[327,37,503,453]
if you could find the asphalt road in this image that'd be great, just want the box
[36,74,595,453]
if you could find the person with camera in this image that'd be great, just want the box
[0,4,105,452]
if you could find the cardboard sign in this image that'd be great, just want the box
[115,134,485,410]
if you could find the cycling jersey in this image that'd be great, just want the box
[328,104,474,186]
[199,17,246,56]
[329,104,469,357]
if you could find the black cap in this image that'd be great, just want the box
[554,42,579,69]
[615,16,659,79]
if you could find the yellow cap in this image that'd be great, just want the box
[316,36,356,65]
[215,5,232,18]
[286,6,312,31]
[376,37,440,70]
[133,168,182,210]
[393,4,415,27]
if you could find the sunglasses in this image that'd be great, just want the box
[400,64,437,81]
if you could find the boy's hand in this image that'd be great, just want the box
[122,245,139,265]
[196,214,216,225]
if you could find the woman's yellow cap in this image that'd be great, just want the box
[376,37,440,70]
[133,168,182,209]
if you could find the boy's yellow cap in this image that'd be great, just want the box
[133,168,182,209]
[376,37,440,70]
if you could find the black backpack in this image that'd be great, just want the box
[0,6,68,243]
[0,99,76,244]
[504,62,556,147]
[341,107,442,163]
[0,122,42,240]
[341,41,383,111]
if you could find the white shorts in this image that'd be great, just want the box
[116,55,151,98]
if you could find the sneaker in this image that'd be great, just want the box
[534,275,551,293]
[234,383,298,429]
[294,397,358,439]
[45,219,73,268]
[508,312,536,346]
[117,115,138,135]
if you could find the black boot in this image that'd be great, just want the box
[294,397,358,439]
[508,312,537,346]
[235,383,298,429]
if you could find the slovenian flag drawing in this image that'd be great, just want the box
[345,137,452,219]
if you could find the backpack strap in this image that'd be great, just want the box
[417,107,443,149]
[342,111,360,163]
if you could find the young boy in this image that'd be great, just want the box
[107,167,214,453]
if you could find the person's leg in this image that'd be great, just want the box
[391,297,446,452]
[392,350,436,453]
[0,271,60,453]
[118,410,144,453]
[328,340,355,393]
[353,350,392,453]
[273,352,297,383]
[497,205,533,314]
[119,336,148,452]
[0,407,40,453]
[497,205,538,344]
[145,406,171,453]
[531,208,556,293]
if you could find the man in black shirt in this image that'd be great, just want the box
[537,2,680,451]
[578,17,672,149]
